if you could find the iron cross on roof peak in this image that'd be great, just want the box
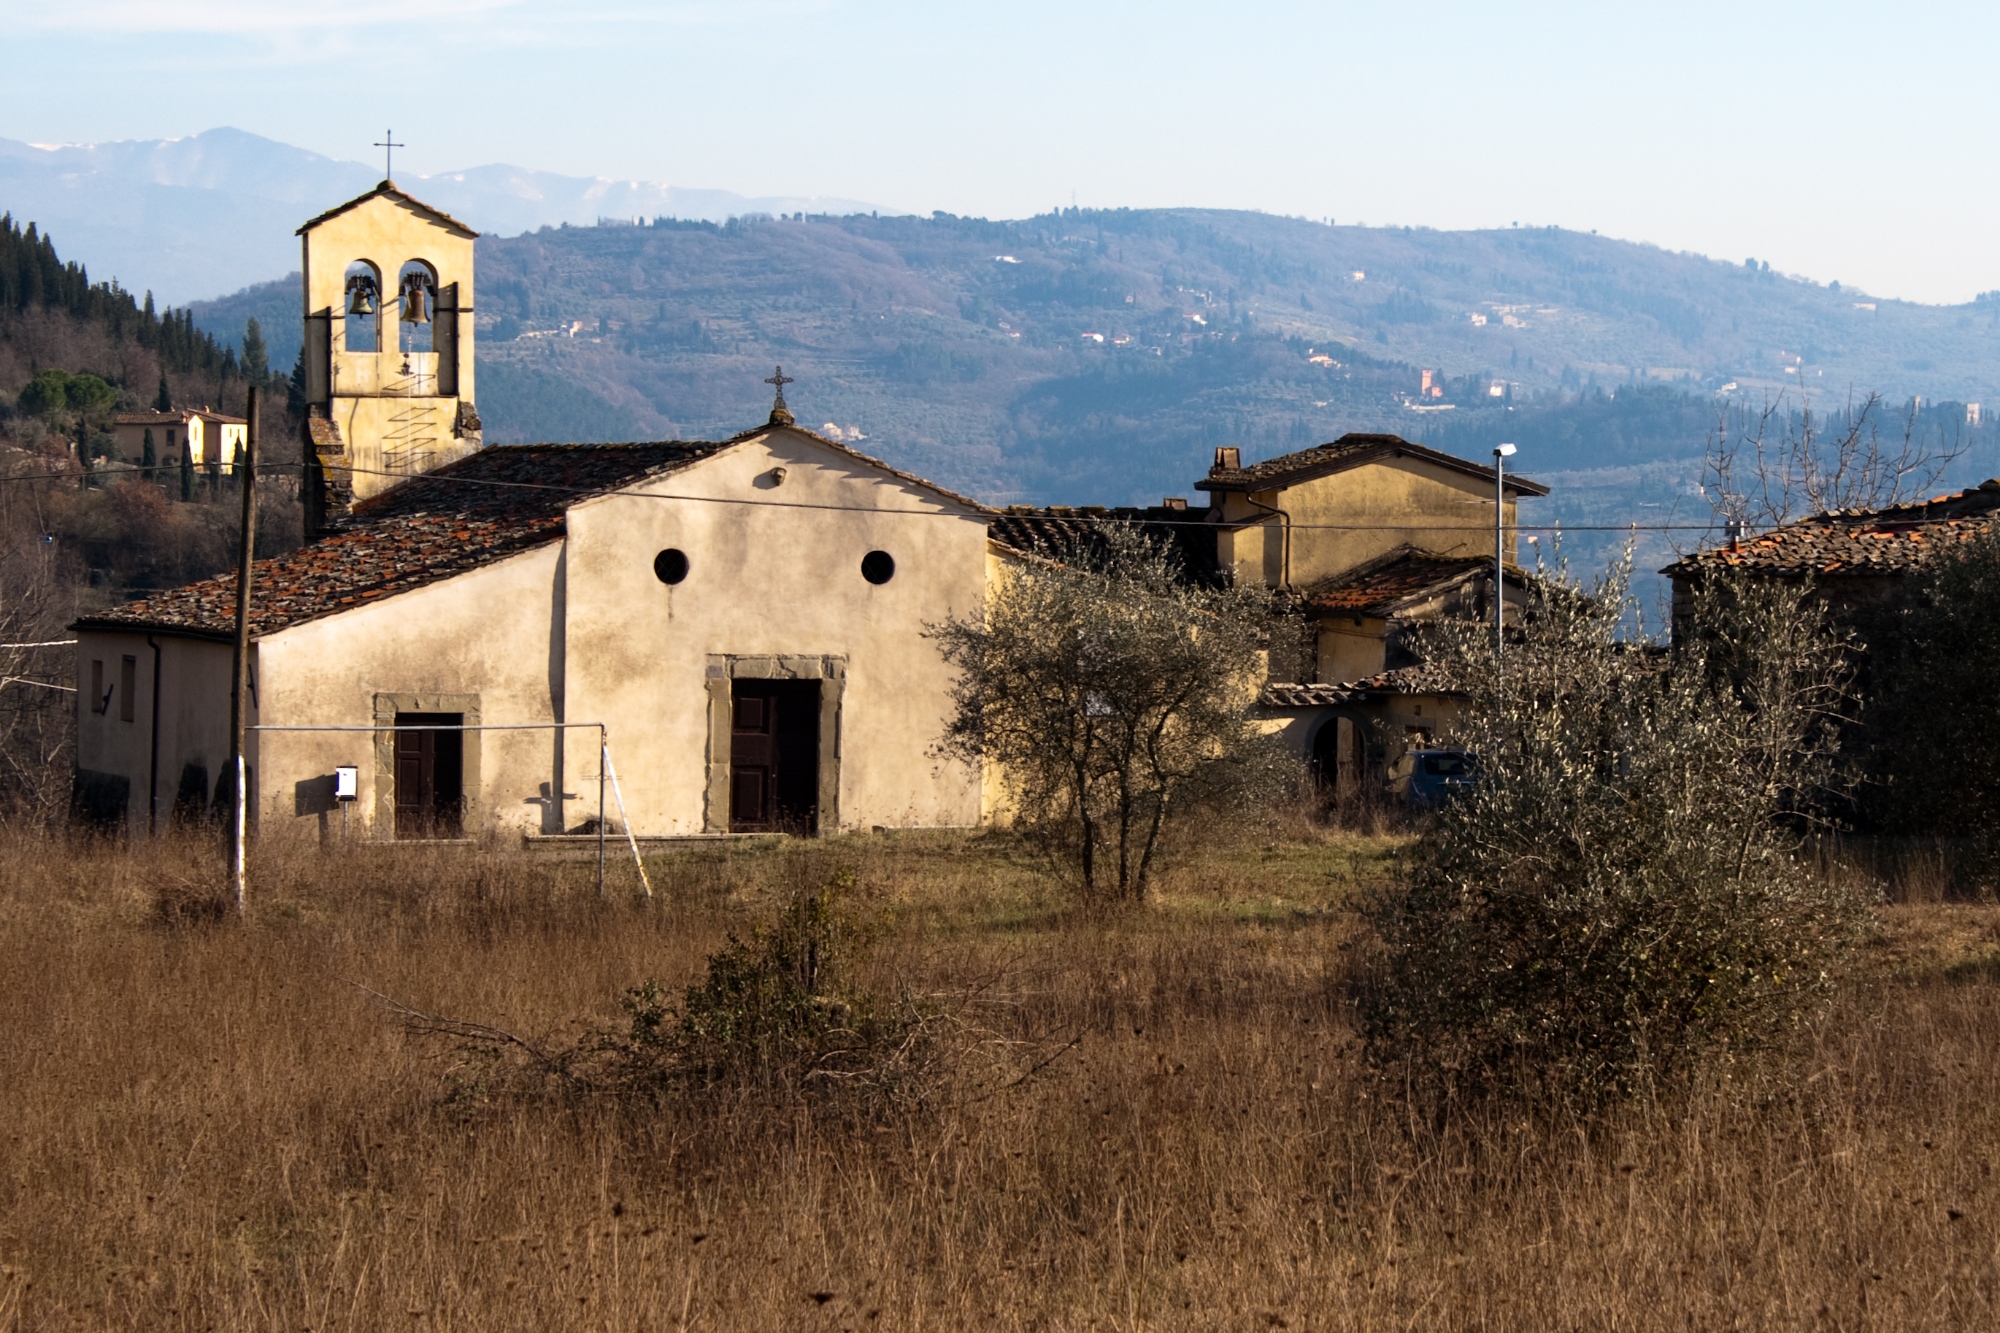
[764,366,795,425]
[373,130,405,182]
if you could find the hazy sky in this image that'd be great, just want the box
[5,1,1994,304]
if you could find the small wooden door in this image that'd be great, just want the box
[730,681,820,834]
[394,712,464,839]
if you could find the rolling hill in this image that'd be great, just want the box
[192,207,2000,514]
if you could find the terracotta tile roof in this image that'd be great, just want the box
[113,409,245,426]
[1661,480,2000,580]
[987,504,1225,584]
[296,180,479,239]
[74,443,723,640]
[1197,432,1549,497]
[1304,546,1493,617]
[1261,662,1459,708]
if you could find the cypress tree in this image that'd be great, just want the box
[142,427,156,478]
[155,374,171,411]
[241,318,269,386]
[179,442,194,501]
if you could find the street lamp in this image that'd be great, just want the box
[1493,443,1516,656]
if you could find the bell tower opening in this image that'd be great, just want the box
[398,260,437,354]
[343,261,381,352]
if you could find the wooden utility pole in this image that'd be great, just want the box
[227,387,259,913]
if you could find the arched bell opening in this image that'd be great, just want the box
[343,260,382,352]
[398,259,439,354]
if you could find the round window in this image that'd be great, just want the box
[860,550,896,585]
[654,549,690,585]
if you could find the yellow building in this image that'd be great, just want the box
[1207,435,1544,796]
[297,179,480,530]
[994,435,1547,801]
[110,409,246,473]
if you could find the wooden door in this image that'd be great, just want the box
[730,681,820,834]
[394,712,464,839]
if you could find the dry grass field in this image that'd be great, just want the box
[3,827,1999,1330]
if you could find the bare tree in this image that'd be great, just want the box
[930,527,1295,900]
[0,467,81,823]
[1703,391,1968,535]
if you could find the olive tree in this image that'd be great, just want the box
[1358,553,1871,1108]
[929,527,1294,899]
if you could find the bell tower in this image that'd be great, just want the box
[297,180,481,531]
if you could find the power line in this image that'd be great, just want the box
[0,457,1737,534]
[333,464,1727,534]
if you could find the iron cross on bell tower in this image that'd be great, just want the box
[764,365,795,425]
[374,130,405,182]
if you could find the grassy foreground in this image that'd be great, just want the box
[2,828,1998,1330]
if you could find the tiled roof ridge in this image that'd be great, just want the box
[1261,662,1460,708]
[1663,480,2000,578]
[1196,432,1551,498]
[75,430,1000,640]
[1808,477,2000,522]
[1303,544,1499,617]
[112,408,246,424]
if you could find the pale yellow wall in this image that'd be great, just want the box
[249,543,564,839]
[105,419,254,471]
[301,192,476,501]
[560,428,989,834]
[1315,618,1389,684]
[1214,456,1523,589]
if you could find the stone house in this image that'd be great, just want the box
[990,435,1547,799]
[1661,481,2000,622]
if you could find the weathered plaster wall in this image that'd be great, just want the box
[561,427,988,834]
[251,543,563,840]
[1316,618,1390,683]
[75,632,237,835]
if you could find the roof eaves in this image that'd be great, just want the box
[1195,439,1549,497]
[68,618,237,644]
[296,180,480,239]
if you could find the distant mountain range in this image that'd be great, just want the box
[0,128,884,304]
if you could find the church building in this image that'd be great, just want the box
[70,178,1546,839]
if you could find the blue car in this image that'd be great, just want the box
[1390,748,1477,810]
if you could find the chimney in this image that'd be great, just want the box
[1161,497,1188,511]
[302,413,353,540]
[1212,446,1241,473]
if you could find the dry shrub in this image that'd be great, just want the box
[415,870,987,1113]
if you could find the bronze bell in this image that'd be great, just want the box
[400,274,431,324]
[345,274,377,316]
